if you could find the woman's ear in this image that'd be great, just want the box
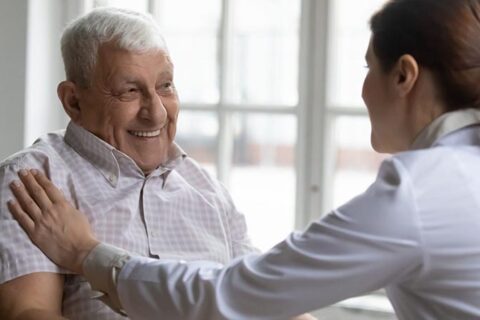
[393,54,419,97]
[57,81,81,123]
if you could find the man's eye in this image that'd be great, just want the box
[157,82,174,93]
[113,87,140,101]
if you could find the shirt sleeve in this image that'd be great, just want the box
[110,158,425,320]
[0,153,64,284]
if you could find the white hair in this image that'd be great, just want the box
[61,7,168,87]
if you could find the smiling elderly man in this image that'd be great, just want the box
[0,8,258,320]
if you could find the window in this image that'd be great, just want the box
[156,0,300,251]
[83,0,395,317]
[326,0,388,211]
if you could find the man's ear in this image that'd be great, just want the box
[392,54,419,97]
[57,81,82,123]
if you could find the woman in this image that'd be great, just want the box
[7,0,480,319]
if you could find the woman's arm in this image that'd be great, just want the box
[8,160,421,319]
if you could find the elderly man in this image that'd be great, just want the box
[0,7,250,320]
[0,7,314,320]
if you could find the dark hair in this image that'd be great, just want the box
[370,0,480,111]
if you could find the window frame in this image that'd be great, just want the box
[298,0,372,224]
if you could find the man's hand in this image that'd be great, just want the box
[7,169,99,275]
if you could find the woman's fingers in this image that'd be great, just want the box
[9,178,43,222]
[7,199,35,235]
[18,169,53,210]
[31,169,65,203]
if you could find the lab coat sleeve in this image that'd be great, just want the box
[83,243,131,315]
[115,158,425,319]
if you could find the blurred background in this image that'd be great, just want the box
[0,0,394,318]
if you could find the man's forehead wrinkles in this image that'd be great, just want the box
[103,66,173,83]
[110,73,173,86]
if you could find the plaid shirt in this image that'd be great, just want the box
[0,121,256,319]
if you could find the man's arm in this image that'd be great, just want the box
[0,272,66,320]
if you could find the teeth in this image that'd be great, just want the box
[130,129,161,137]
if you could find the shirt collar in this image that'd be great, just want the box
[410,108,480,150]
[64,122,186,187]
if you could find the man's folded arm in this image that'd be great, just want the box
[0,272,66,320]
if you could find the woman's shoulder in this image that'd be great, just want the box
[388,146,457,173]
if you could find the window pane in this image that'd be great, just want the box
[230,113,297,250]
[153,0,221,104]
[327,0,387,108]
[175,111,217,176]
[228,0,300,106]
[331,116,387,208]
[93,0,148,12]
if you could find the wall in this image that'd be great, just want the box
[25,0,69,147]
[0,0,75,160]
[0,0,29,160]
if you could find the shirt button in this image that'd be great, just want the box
[108,175,117,184]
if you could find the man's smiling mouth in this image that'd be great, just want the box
[128,129,161,137]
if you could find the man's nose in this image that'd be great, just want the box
[140,91,167,123]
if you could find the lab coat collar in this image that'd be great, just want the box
[410,108,480,150]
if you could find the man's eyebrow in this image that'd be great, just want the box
[112,72,139,82]
[124,78,139,83]
[159,69,173,78]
